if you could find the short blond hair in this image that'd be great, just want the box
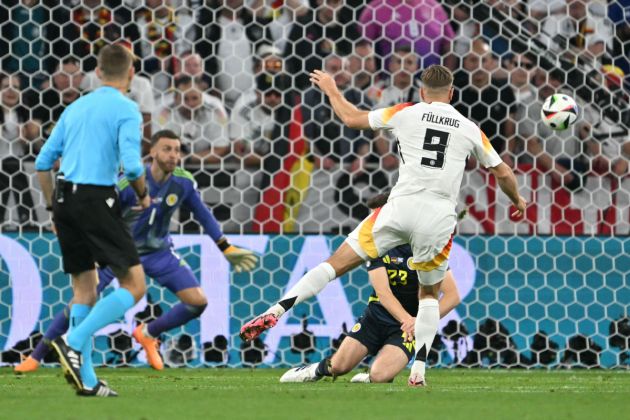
[421,65,453,90]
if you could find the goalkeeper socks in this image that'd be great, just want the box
[30,340,51,363]
[411,298,440,377]
[45,306,71,340]
[68,304,98,389]
[146,302,207,338]
[31,308,70,362]
[67,288,135,351]
[266,262,337,317]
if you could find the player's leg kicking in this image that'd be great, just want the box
[240,241,366,341]
[239,203,403,341]
[243,194,453,388]
[240,198,409,341]
[239,234,369,339]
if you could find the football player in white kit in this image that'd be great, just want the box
[240,65,527,387]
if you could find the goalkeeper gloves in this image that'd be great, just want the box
[217,238,258,273]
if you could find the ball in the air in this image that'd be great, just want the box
[541,94,579,131]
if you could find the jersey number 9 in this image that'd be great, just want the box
[421,128,450,169]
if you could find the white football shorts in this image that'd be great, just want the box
[346,192,456,285]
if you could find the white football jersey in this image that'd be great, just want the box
[368,101,503,205]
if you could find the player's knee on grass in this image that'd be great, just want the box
[329,353,357,376]
[368,368,396,383]
[330,360,354,376]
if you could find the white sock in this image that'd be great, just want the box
[411,298,440,377]
[266,262,337,317]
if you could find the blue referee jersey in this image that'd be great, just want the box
[35,86,144,185]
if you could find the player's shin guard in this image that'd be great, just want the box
[146,303,207,338]
[409,298,439,386]
[266,262,336,317]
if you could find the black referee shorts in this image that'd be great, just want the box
[52,183,140,274]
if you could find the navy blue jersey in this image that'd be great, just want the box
[366,244,419,320]
[118,165,223,255]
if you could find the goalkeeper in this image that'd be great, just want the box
[16,130,257,373]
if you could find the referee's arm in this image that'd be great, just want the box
[35,114,66,211]
[119,110,150,209]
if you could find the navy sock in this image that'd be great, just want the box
[30,340,51,363]
[31,308,70,362]
[44,307,70,340]
[146,303,206,338]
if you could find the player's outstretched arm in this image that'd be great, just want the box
[489,162,527,218]
[185,186,258,272]
[309,70,370,130]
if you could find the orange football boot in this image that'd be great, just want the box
[132,324,164,370]
[14,356,40,374]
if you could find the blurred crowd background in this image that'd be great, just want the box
[1,0,629,235]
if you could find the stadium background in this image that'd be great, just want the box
[0,0,629,369]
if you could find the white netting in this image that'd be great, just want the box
[0,0,629,368]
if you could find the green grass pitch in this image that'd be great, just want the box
[2,368,629,419]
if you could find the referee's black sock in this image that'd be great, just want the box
[315,358,333,378]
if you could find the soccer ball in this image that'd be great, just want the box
[541,94,579,131]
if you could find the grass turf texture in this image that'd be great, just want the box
[1,368,629,419]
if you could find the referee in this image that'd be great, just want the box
[35,44,150,397]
